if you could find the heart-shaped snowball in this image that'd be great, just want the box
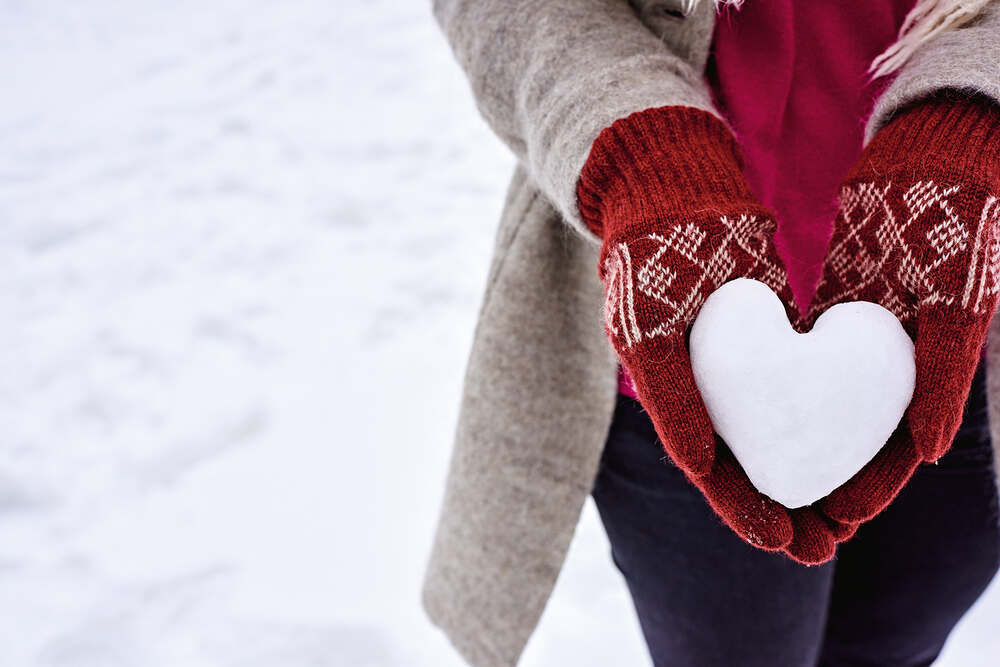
[689,278,915,508]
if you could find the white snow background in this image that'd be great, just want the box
[2,1,998,665]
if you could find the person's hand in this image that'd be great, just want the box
[803,91,1000,524]
[699,440,859,563]
[579,105,846,561]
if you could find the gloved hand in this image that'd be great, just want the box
[804,91,1000,525]
[578,105,847,562]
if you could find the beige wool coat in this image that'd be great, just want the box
[421,1,1000,665]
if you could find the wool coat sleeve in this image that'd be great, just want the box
[431,0,721,244]
[865,0,1000,144]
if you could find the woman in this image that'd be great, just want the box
[423,1,1000,665]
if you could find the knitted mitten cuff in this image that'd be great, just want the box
[853,91,1000,188]
[577,105,769,242]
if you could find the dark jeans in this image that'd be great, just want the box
[592,359,1000,667]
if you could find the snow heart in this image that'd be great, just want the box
[690,278,915,508]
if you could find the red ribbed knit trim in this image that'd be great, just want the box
[577,106,762,240]
[856,91,1000,184]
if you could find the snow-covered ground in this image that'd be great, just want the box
[1,1,997,665]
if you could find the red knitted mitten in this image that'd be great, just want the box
[579,106,845,561]
[806,92,1000,524]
